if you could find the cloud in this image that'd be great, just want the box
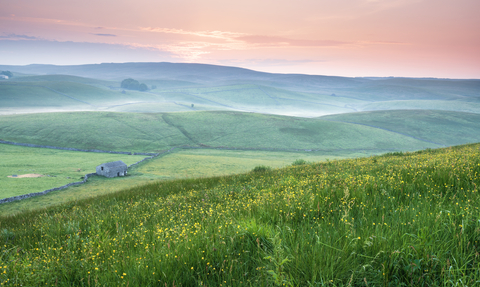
[140,27,349,48]
[140,27,246,40]
[92,33,117,37]
[356,40,410,46]
[219,58,322,67]
[235,35,350,47]
[0,33,38,40]
[0,39,176,65]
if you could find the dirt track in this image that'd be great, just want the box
[8,173,44,178]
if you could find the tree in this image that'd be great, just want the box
[1,71,13,78]
[120,78,148,91]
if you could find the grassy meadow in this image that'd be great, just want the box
[0,144,146,199]
[0,148,348,217]
[1,143,479,286]
[134,149,349,180]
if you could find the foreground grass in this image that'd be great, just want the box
[1,143,479,286]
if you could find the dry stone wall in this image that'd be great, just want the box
[0,173,97,204]
[0,140,157,156]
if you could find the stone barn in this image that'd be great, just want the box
[96,161,128,178]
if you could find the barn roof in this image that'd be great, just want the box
[102,161,127,168]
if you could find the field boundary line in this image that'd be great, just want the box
[0,140,157,155]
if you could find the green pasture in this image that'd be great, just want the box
[134,148,349,180]
[0,148,350,216]
[0,144,145,199]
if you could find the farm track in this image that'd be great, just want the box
[161,114,199,145]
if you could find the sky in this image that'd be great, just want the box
[1,0,479,78]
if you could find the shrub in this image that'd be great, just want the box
[292,159,307,166]
[252,165,272,172]
[120,78,148,91]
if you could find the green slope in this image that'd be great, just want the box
[358,100,480,114]
[161,111,438,151]
[0,83,92,113]
[0,110,469,154]
[0,112,189,152]
[321,110,480,146]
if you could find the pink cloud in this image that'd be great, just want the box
[235,35,351,47]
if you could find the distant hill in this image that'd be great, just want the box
[0,63,479,116]
[0,62,272,81]
[0,62,479,116]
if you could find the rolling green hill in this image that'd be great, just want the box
[321,110,480,146]
[1,110,479,155]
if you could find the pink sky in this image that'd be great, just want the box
[1,0,479,78]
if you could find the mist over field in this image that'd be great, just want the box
[1,62,479,117]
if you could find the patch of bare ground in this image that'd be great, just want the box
[7,174,44,178]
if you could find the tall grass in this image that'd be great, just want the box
[1,143,479,286]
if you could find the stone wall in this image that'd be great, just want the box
[0,173,97,205]
[0,140,157,156]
